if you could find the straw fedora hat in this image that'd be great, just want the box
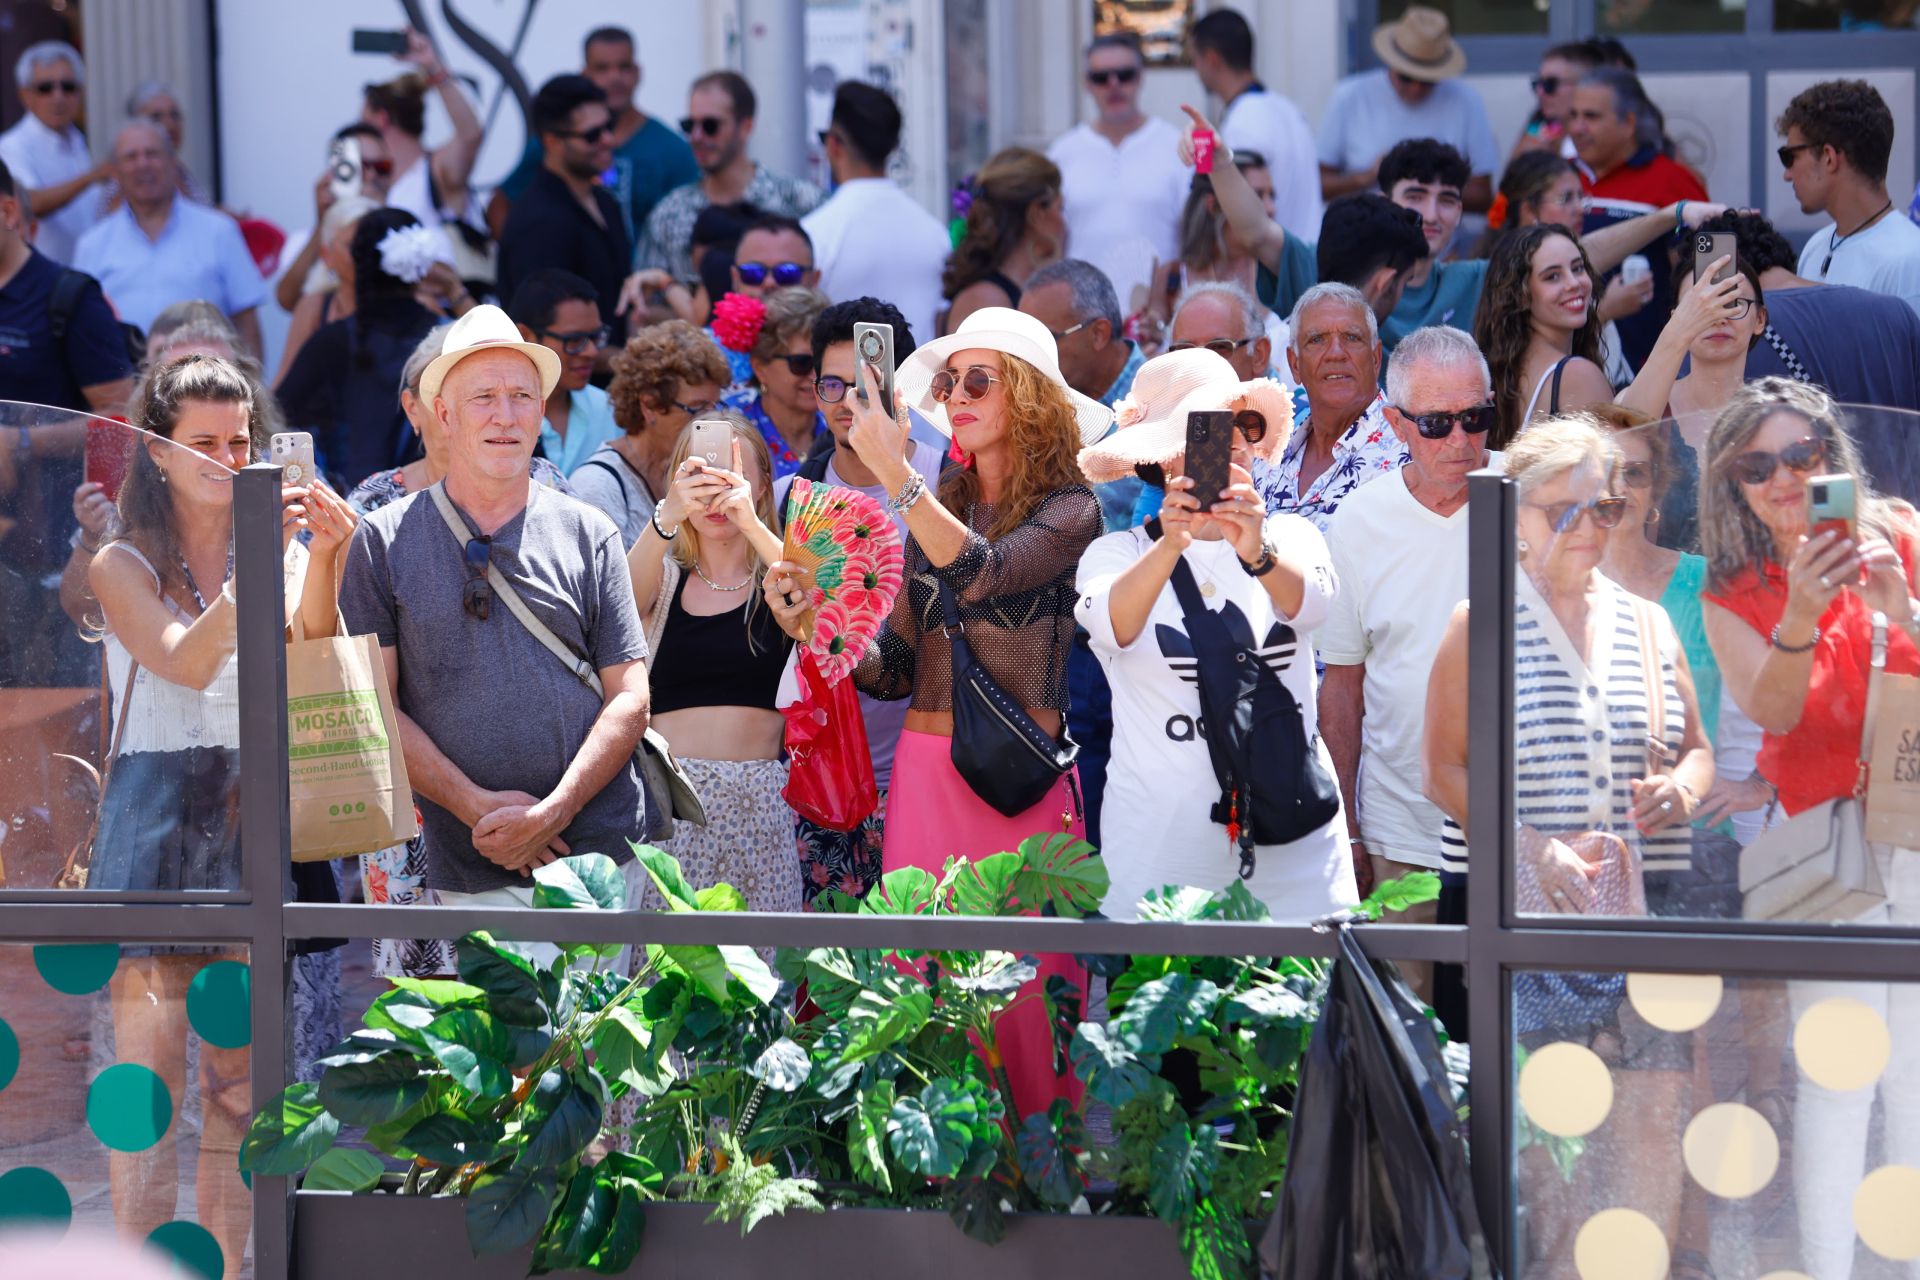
[895,306,1114,448]
[418,303,562,406]
[1372,6,1467,82]
[1077,347,1294,484]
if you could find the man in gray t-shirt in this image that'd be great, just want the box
[339,305,652,897]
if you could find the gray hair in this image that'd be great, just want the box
[1171,279,1260,341]
[15,41,83,90]
[1503,414,1621,499]
[400,323,454,398]
[148,300,236,354]
[1579,68,1664,154]
[113,117,173,156]
[1384,325,1491,407]
[1287,282,1376,354]
[126,79,176,117]
[1027,258,1122,334]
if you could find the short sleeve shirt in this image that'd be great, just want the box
[1316,70,1499,179]
[0,248,133,409]
[71,197,267,333]
[636,164,824,282]
[337,482,650,893]
[1047,117,1191,312]
[1796,209,1920,318]
[1383,259,1487,349]
[1220,85,1325,240]
[498,116,699,247]
[1251,394,1407,535]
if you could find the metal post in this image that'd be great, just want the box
[1465,468,1516,1272]
[738,0,809,178]
[235,463,292,1280]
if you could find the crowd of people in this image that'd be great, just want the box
[4,11,1920,1277]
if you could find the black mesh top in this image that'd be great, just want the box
[854,485,1103,712]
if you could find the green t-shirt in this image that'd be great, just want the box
[1254,233,1318,323]
[498,115,700,248]
[1383,258,1488,348]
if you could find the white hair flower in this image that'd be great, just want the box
[376,224,453,284]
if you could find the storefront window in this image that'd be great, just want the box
[1598,0,1746,34]
[1775,0,1919,29]
[1378,0,1550,37]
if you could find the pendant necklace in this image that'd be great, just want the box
[1824,200,1894,273]
[694,562,753,591]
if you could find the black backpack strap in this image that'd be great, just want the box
[579,456,630,507]
[49,268,100,342]
[1164,553,1255,864]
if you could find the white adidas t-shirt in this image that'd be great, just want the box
[1076,516,1356,920]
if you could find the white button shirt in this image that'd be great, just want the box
[73,196,267,333]
[0,113,103,265]
[1047,115,1190,313]
[1220,86,1324,242]
[802,177,951,346]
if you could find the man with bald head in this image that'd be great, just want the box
[340,306,652,941]
[72,119,264,353]
[1169,279,1278,384]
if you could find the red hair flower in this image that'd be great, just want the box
[1487,192,1510,231]
[711,292,766,353]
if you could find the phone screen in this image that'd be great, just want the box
[351,28,409,55]
[1183,411,1234,513]
[1692,231,1736,285]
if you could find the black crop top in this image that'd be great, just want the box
[647,574,793,715]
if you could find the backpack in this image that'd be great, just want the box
[50,268,145,366]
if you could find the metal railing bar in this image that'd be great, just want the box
[0,904,260,941]
[1488,926,1920,982]
[0,890,250,903]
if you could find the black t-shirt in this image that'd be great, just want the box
[497,166,633,340]
[0,249,134,411]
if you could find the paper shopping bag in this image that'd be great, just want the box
[287,631,416,861]
[1866,671,1920,848]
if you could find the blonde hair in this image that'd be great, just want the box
[938,353,1087,540]
[1503,413,1621,497]
[664,412,779,649]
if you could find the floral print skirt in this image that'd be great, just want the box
[647,757,802,914]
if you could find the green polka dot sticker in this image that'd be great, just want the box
[0,1166,71,1229]
[33,943,119,994]
[87,1062,173,1151]
[186,961,251,1049]
[147,1220,223,1280]
[0,1015,17,1093]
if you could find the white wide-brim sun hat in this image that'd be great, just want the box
[418,303,562,406]
[894,306,1115,448]
[1077,347,1297,484]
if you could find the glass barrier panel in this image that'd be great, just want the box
[1512,966,1919,1277]
[0,402,247,897]
[1499,404,1920,931]
[0,942,254,1279]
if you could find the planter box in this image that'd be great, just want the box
[293,1187,1196,1279]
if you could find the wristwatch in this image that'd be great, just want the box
[1240,535,1278,578]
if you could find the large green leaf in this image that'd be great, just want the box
[1134,886,1218,922]
[402,1112,499,1167]
[646,941,732,1005]
[887,1079,977,1178]
[1358,870,1442,919]
[1223,981,1315,1028]
[720,945,781,1005]
[303,1147,385,1192]
[1044,973,1084,1077]
[457,933,552,1028]
[1069,1022,1160,1108]
[239,1082,339,1176]
[420,1008,515,1099]
[630,841,698,910]
[749,1037,809,1092]
[1202,880,1273,922]
[1180,1197,1253,1280]
[848,1080,894,1193]
[532,1166,613,1275]
[592,1006,675,1099]
[861,865,940,916]
[1116,973,1221,1057]
[840,987,933,1063]
[1010,831,1109,918]
[1015,1102,1084,1209]
[1147,1122,1219,1224]
[466,1163,559,1256]
[695,883,747,913]
[584,1178,647,1274]
[532,852,628,911]
[518,1068,604,1169]
[362,990,440,1045]
[317,1054,430,1127]
[386,976,488,1006]
[949,850,1022,916]
[945,1170,1008,1245]
[946,951,1037,995]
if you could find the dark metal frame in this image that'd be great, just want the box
[7,463,1920,1277]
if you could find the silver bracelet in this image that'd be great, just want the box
[887,472,927,514]
[220,581,237,607]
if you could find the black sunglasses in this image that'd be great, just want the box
[33,79,79,96]
[736,260,809,288]
[1400,403,1496,440]
[537,325,611,357]
[1087,68,1139,86]
[1729,436,1826,486]
[1529,496,1628,534]
[1777,142,1817,169]
[1530,75,1562,95]
[930,366,1003,403]
[1170,337,1253,357]
[462,535,493,621]
[673,395,718,416]
[771,352,816,378]
[559,123,611,145]
[1230,409,1268,445]
[680,115,728,138]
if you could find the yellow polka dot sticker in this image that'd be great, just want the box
[1574,1208,1669,1280]
[1626,971,1723,1032]
[1518,1041,1613,1138]
[1682,1102,1779,1199]
[1794,998,1891,1093]
[1756,1272,1814,1280]
[1854,1165,1920,1261]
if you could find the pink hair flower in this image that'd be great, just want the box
[711,292,767,353]
[1112,395,1148,429]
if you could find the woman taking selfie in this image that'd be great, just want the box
[628,414,799,913]
[940,147,1065,334]
[86,354,356,1265]
[1075,348,1352,917]
[1698,378,1920,1280]
[765,307,1107,1116]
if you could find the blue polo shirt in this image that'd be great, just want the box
[538,384,621,476]
[0,249,133,410]
[72,196,267,334]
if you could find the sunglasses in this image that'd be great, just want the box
[1088,68,1140,86]
[735,260,810,288]
[538,325,611,357]
[771,352,817,378]
[673,395,718,416]
[1777,142,1817,169]
[1170,337,1253,357]
[1530,75,1563,95]
[559,123,612,145]
[1229,409,1269,445]
[1729,436,1826,486]
[680,115,728,138]
[1528,496,1628,534]
[1620,460,1658,490]
[33,79,79,96]
[1400,403,1497,440]
[1048,320,1089,342]
[361,156,395,177]
[463,535,494,621]
[930,366,1003,404]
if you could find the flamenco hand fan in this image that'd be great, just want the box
[780,478,905,683]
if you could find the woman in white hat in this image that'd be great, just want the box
[764,306,1107,1118]
[1075,347,1356,919]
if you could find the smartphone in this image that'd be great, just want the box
[1192,128,1216,176]
[1183,411,1234,513]
[326,136,362,203]
[853,321,895,412]
[1692,230,1736,285]
[687,419,734,470]
[351,28,410,55]
[84,418,131,502]
[269,431,317,487]
[1807,473,1857,542]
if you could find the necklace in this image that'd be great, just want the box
[693,562,753,592]
[1824,199,1894,273]
[178,547,234,613]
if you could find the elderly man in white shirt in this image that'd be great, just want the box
[802,81,949,344]
[0,40,109,264]
[1046,32,1189,316]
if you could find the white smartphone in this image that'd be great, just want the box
[853,321,895,412]
[687,419,733,469]
[326,136,362,203]
[269,431,317,486]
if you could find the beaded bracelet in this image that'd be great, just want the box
[887,473,927,514]
[1769,622,1819,654]
[650,508,679,541]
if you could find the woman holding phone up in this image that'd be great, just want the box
[627,414,799,913]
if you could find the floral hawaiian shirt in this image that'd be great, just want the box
[722,385,828,480]
[1251,392,1406,535]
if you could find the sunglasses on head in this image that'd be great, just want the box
[735,260,809,288]
[1088,67,1139,86]
[1530,75,1562,95]
[559,123,612,145]
[1730,436,1826,486]
[1400,403,1497,440]
[462,535,494,621]
[771,352,817,378]
[680,115,728,138]
[33,79,79,96]
[930,366,1003,404]
[1170,337,1253,358]
[1620,460,1658,489]
[1529,496,1628,534]
[538,325,611,357]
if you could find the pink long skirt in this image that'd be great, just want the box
[882,729,1087,1121]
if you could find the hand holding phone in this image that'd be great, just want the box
[269,431,317,487]
[1183,411,1234,513]
[853,321,895,412]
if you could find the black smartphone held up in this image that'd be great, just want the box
[1693,230,1737,285]
[351,28,409,55]
[853,321,895,412]
[1184,410,1234,513]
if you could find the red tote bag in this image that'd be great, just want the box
[782,650,879,832]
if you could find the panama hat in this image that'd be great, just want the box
[1077,347,1296,485]
[418,303,561,406]
[895,306,1114,448]
[1372,6,1467,82]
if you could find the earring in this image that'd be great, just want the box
[156,467,169,484]
[1516,537,1529,554]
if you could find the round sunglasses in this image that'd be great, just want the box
[1399,403,1497,440]
[736,261,809,288]
[1527,496,1628,534]
[1729,436,1825,486]
[930,366,1003,403]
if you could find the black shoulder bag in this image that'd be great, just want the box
[1165,554,1340,878]
[935,573,1080,819]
